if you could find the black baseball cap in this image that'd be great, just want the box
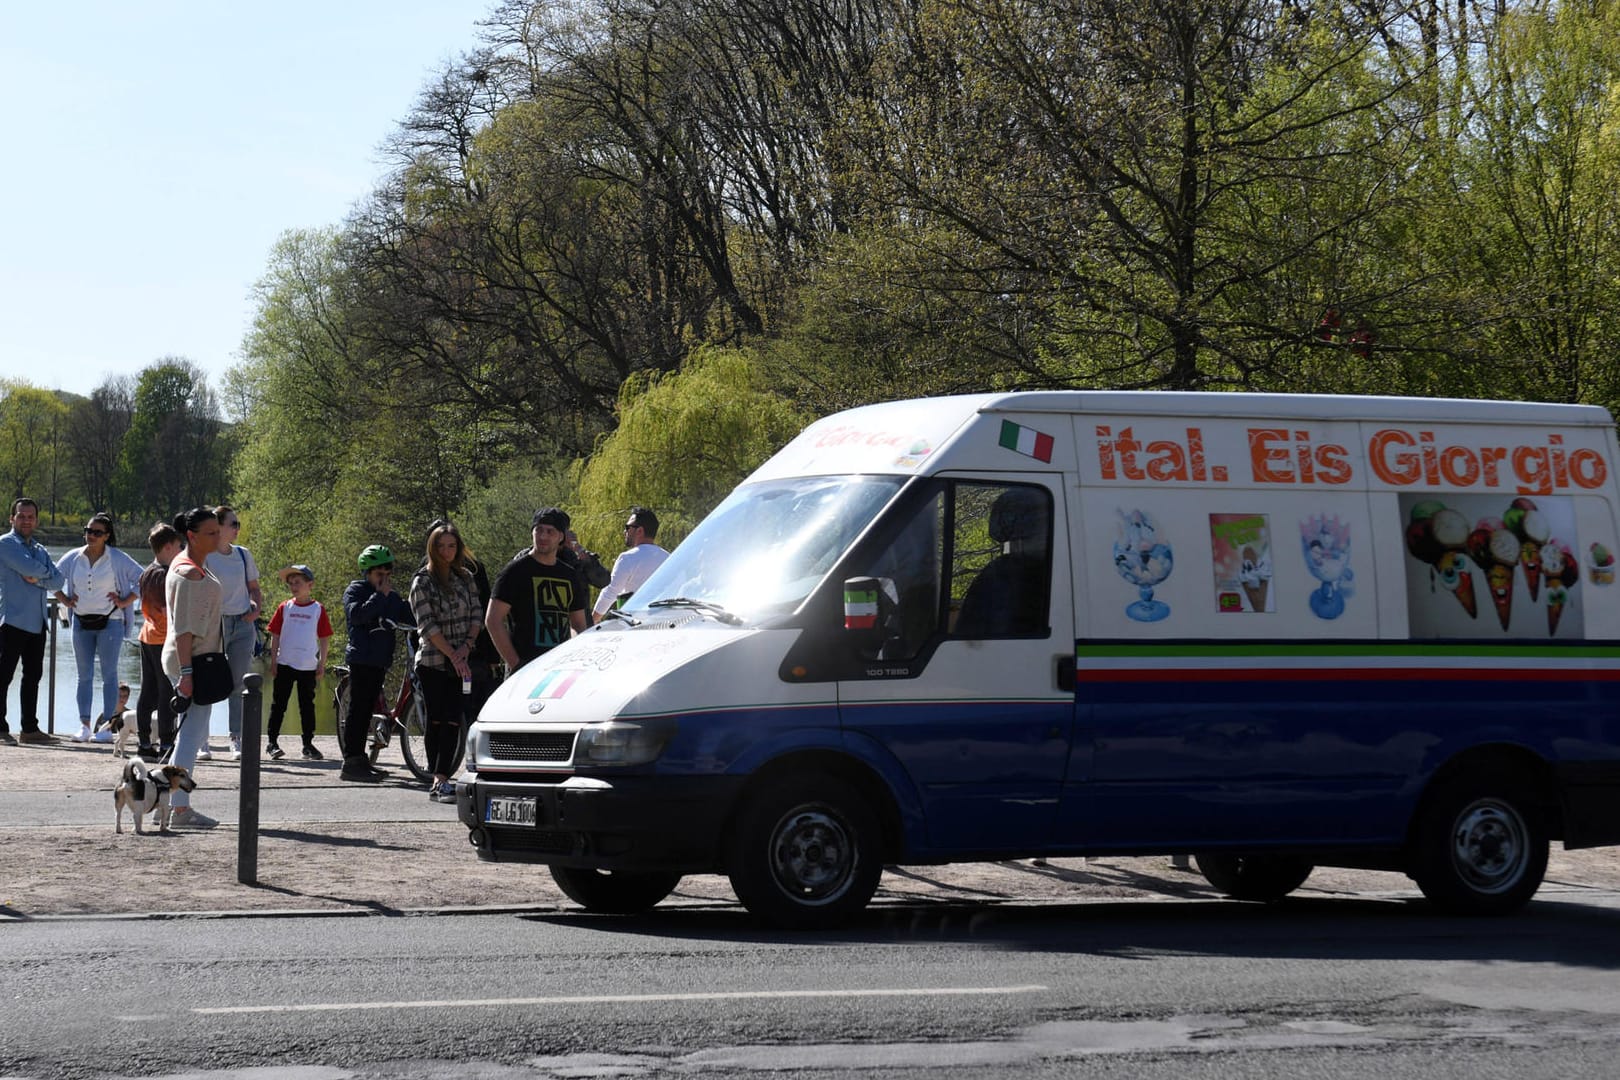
[532,507,570,532]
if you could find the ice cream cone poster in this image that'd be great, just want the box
[1210,513,1274,613]
[1401,494,1583,639]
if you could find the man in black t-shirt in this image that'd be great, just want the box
[488,507,589,670]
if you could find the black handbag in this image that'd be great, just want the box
[189,651,234,706]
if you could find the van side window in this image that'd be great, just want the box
[859,491,946,660]
[950,484,1052,638]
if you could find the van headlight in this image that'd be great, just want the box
[574,720,674,766]
[463,726,479,774]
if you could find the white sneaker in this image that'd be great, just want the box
[230,738,242,761]
[196,744,213,761]
[72,724,91,743]
[169,806,219,830]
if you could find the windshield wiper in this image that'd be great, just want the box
[599,607,640,626]
[647,597,744,625]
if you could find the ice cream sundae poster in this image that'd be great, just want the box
[1401,494,1584,639]
[1210,514,1274,613]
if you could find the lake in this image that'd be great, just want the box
[6,545,339,739]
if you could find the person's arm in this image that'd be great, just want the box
[570,608,587,636]
[485,597,518,670]
[267,633,280,678]
[593,554,628,620]
[244,577,263,623]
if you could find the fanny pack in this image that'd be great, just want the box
[76,612,111,631]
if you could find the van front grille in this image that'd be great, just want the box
[486,731,575,763]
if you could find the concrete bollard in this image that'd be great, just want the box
[238,672,263,885]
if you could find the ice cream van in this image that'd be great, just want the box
[457,391,1620,927]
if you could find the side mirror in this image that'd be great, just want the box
[842,576,893,658]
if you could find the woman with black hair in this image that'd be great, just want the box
[53,512,143,743]
[161,507,226,829]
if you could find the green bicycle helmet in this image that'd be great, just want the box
[357,544,395,571]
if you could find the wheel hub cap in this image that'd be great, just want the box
[772,808,853,902]
[1452,800,1527,893]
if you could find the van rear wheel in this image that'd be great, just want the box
[550,867,682,915]
[726,775,883,930]
[1411,773,1547,915]
[1195,853,1314,902]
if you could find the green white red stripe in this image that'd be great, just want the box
[998,420,1054,462]
[1075,642,1620,682]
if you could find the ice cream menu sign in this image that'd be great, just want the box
[1210,514,1274,614]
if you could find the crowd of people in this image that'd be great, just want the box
[0,497,671,825]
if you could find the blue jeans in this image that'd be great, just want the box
[169,699,212,809]
[71,617,124,724]
[221,615,257,739]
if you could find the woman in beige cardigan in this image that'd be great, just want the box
[161,507,225,830]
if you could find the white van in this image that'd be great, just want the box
[458,392,1620,927]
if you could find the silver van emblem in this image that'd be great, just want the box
[528,700,547,714]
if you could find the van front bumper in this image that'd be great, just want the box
[457,772,745,872]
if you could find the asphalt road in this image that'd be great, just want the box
[4,891,1620,1079]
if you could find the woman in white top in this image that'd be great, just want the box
[204,504,262,760]
[53,513,143,742]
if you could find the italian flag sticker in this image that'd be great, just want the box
[998,419,1054,462]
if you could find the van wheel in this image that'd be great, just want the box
[1195,853,1314,902]
[549,867,682,915]
[726,775,883,930]
[1411,773,1547,916]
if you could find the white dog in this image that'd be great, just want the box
[104,708,141,758]
[113,759,196,834]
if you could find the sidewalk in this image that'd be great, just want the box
[4,735,1619,920]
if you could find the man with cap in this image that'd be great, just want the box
[593,506,670,622]
[487,508,589,672]
[264,563,333,760]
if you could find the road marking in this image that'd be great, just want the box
[194,984,1049,1015]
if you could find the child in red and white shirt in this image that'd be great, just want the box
[266,564,333,760]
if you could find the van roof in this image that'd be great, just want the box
[976,390,1615,426]
[748,391,1616,483]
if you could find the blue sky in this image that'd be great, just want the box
[0,2,493,406]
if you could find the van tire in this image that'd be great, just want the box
[1194,853,1314,902]
[549,867,682,915]
[726,775,883,929]
[1411,773,1547,915]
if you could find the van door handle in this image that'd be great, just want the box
[1055,654,1076,692]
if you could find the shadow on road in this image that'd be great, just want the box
[520,893,1620,972]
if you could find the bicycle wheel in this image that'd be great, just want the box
[399,690,432,782]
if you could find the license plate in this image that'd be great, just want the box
[485,795,538,826]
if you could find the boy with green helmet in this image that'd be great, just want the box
[340,544,414,781]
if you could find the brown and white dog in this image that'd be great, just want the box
[113,759,196,834]
[106,708,141,758]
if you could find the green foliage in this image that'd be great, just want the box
[571,347,811,554]
[0,382,69,503]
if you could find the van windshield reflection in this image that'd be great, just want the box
[626,476,906,623]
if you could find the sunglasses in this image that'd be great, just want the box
[84,528,108,537]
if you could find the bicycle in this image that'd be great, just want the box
[329,619,455,783]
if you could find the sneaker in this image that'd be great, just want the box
[17,730,58,745]
[93,728,114,743]
[430,780,458,803]
[0,732,16,746]
[340,766,383,783]
[366,763,389,777]
[301,744,324,760]
[267,743,285,760]
[196,744,212,761]
[230,738,242,761]
[169,806,219,830]
[138,745,160,762]
[72,723,92,743]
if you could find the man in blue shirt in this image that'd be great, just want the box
[0,498,66,745]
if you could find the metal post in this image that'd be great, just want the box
[46,599,57,735]
[238,672,263,885]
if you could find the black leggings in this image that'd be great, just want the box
[267,666,318,744]
[416,664,469,778]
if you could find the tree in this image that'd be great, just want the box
[114,360,231,520]
[0,381,69,505]
[571,347,811,553]
[62,377,134,517]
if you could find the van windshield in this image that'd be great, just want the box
[626,476,907,622]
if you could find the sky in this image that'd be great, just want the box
[0,2,495,403]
